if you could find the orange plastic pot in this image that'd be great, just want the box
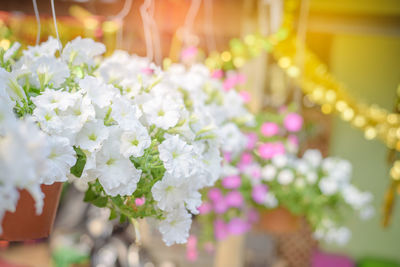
[0,183,62,241]
[255,206,300,234]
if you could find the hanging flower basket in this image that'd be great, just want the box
[256,206,300,234]
[0,183,62,241]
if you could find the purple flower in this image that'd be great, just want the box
[284,112,303,132]
[227,218,250,235]
[225,191,244,208]
[214,198,228,214]
[222,175,241,189]
[252,184,268,204]
[214,219,228,240]
[261,122,279,137]
[258,143,275,159]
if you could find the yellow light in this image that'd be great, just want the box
[325,90,336,103]
[233,57,245,68]
[387,114,399,125]
[342,108,354,121]
[163,58,172,70]
[335,100,347,112]
[353,115,366,127]
[287,66,299,77]
[365,127,377,140]
[278,57,291,69]
[221,51,232,62]
[312,87,324,101]
[0,39,10,50]
[102,21,118,33]
[244,34,256,46]
[321,104,332,114]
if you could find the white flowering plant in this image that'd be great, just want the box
[0,38,256,246]
[194,106,374,250]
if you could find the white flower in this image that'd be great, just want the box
[303,149,322,167]
[305,171,318,184]
[319,177,339,196]
[0,68,26,101]
[111,96,142,129]
[28,56,69,88]
[4,42,21,62]
[264,193,278,208]
[23,36,59,58]
[120,122,151,158]
[62,37,106,66]
[261,165,277,181]
[325,226,351,245]
[216,123,247,155]
[95,135,142,196]
[79,76,118,109]
[272,154,288,168]
[277,169,294,185]
[158,134,197,178]
[295,159,309,174]
[75,120,109,152]
[142,96,180,130]
[41,135,76,185]
[0,98,16,135]
[31,88,76,111]
[158,208,192,246]
[152,173,202,214]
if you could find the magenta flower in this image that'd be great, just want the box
[222,175,241,189]
[284,112,303,132]
[198,202,212,214]
[211,69,224,79]
[186,235,198,262]
[239,91,251,103]
[274,141,286,156]
[258,143,275,159]
[140,67,154,75]
[214,198,228,214]
[225,191,244,208]
[223,151,232,163]
[181,46,198,61]
[135,197,145,206]
[223,76,236,91]
[247,208,260,224]
[227,218,250,235]
[252,184,268,204]
[208,188,223,202]
[246,132,258,150]
[214,219,228,240]
[261,122,280,137]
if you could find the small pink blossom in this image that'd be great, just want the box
[227,218,250,235]
[208,188,223,202]
[247,209,259,224]
[246,133,258,150]
[284,112,303,132]
[288,134,299,146]
[181,46,198,61]
[274,141,286,155]
[252,184,268,204]
[140,67,154,75]
[239,91,251,103]
[258,143,275,159]
[261,122,279,137]
[211,69,224,79]
[223,76,236,91]
[223,152,232,163]
[135,197,145,206]
[186,235,198,262]
[222,175,241,189]
[198,202,212,214]
[214,219,229,240]
[225,191,244,208]
[250,167,261,180]
[214,198,228,214]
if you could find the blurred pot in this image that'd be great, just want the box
[0,183,62,241]
[256,206,300,234]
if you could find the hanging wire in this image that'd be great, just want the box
[182,0,202,47]
[203,0,216,53]
[50,0,62,53]
[109,0,133,50]
[148,0,162,64]
[293,0,310,109]
[32,0,41,45]
[140,0,154,60]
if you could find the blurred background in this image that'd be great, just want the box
[0,0,400,266]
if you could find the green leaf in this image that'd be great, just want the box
[70,146,87,178]
[109,209,118,220]
[119,213,127,223]
[91,196,108,208]
[83,187,97,202]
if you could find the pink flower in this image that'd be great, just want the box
[186,235,198,262]
[239,91,251,103]
[181,46,198,60]
[208,188,223,202]
[227,218,250,235]
[214,219,228,240]
[274,141,286,155]
[222,175,241,189]
[252,184,268,204]
[214,198,228,214]
[135,197,145,206]
[140,67,154,75]
[223,152,232,163]
[246,133,258,150]
[250,167,261,180]
[223,76,236,91]
[211,69,224,79]
[288,134,299,146]
[198,202,212,214]
[258,143,275,159]
[225,191,244,208]
[240,152,253,165]
[261,122,279,137]
[235,73,246,84]
[284,112,303,132]
[247,209,259,224]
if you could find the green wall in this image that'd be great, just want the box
[322,34,400,261]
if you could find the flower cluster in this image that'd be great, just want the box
[196,107,374,248]
[0,38,254,246]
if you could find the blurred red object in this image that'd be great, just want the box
[0,183,62,241]
[255,206,300,234]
